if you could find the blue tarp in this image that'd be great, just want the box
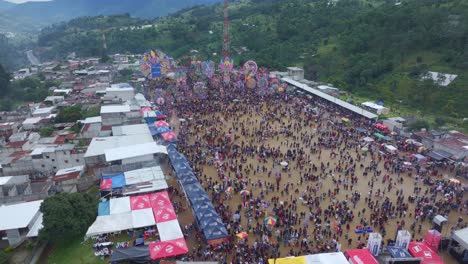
[178,172,198,185]
[155,126,171,134]
[98,200,110,216]
[183,182,206,195]
[148,126,158,136]
[201,219,229,240]
[103,173,126,189]
[155,111,164,116]
[144,117,157,124]
[386,246,412,258]
[167,146,229,242]
[172,162,191,175]
[187,192,211,206]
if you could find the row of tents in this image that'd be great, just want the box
[167,144,229,245]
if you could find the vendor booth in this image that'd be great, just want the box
[378,246,421,264]
[408,242,445,264]
[269,252,349,264]
[449,227,468,264]
[345,249,379,264]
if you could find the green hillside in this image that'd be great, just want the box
[36,0,468,120]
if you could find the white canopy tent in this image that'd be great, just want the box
[157,220,184,241]
[305,252,348,264]
[131,208,156,228]
[86,213,133,238]
[110,196,131,215]
[385,145,398,153]
[282,77,378,119]
[124,166,165,185]
[362,136,375,143]
[453,227,468,249]
[123,180,168,196]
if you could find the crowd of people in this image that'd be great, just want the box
[158,83,467,263]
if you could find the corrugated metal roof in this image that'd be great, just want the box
[104,142,167,162]
[282,77,378,119]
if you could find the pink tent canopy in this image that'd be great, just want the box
[149,238,188,260]
[154,120,169,127]
[100,179,112,190]
[408,242,444,264]
[130,194,151,210]
[161,132,177,141]
[345,249,379,264]
[140,106,152,114]
[153,204,177,223]
[150,191,172,208]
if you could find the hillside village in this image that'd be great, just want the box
[0,53,467,263]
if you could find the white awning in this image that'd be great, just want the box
[105,142,168,162]
[453,227,468,249]
[110,196,131,214]
[26,213,43,238]
[157,220,183,241]
[124,166,165,185]
[282,77,378,119]
[123,180,168,196]
[86,213,133,238]
[305,252,348,264]
[131,208,156,228]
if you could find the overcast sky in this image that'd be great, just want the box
[5,0,52,3]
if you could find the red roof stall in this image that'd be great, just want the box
[408,242,444,264]
[345,249,379,264]
[424,230,442,252]
[149,238,188,260]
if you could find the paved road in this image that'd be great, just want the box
[26,50,40,66]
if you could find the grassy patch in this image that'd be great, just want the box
[46,238,106,264]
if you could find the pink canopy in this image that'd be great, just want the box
[140,106,152,114]
[149,238,188,260]
[150,191,172,208]
[130,194,151,210]
[154,121,169,127]
[153,204,177,223]
[161,132,177,141]
[408,242,444,264]
[100,179,112,190]
[345,249,379,264]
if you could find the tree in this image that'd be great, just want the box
[54,105,83,123]
[39,126,54,137]
[39,193,97,242]
[0,64,11,96]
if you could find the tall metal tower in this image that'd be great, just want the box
[222,0,230,58]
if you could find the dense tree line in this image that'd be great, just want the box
[35,0,468,117]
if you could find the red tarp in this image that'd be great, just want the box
[424,230,442,252]
[161,132,177,141]
[149,238,188,260]
[153,205,177,223]
[100,179,112,190]
[345,249,379,264]
[130,194,151,210]
[408,242,444,264]
[154,121,169,127]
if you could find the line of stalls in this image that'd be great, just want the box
[166,144,229,245]
[267,245,445,264]
[85,166,190,261]
[142,109,178,143]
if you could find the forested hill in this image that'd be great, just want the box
[36,0,468,118]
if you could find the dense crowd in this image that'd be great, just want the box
[159,85,467,263]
